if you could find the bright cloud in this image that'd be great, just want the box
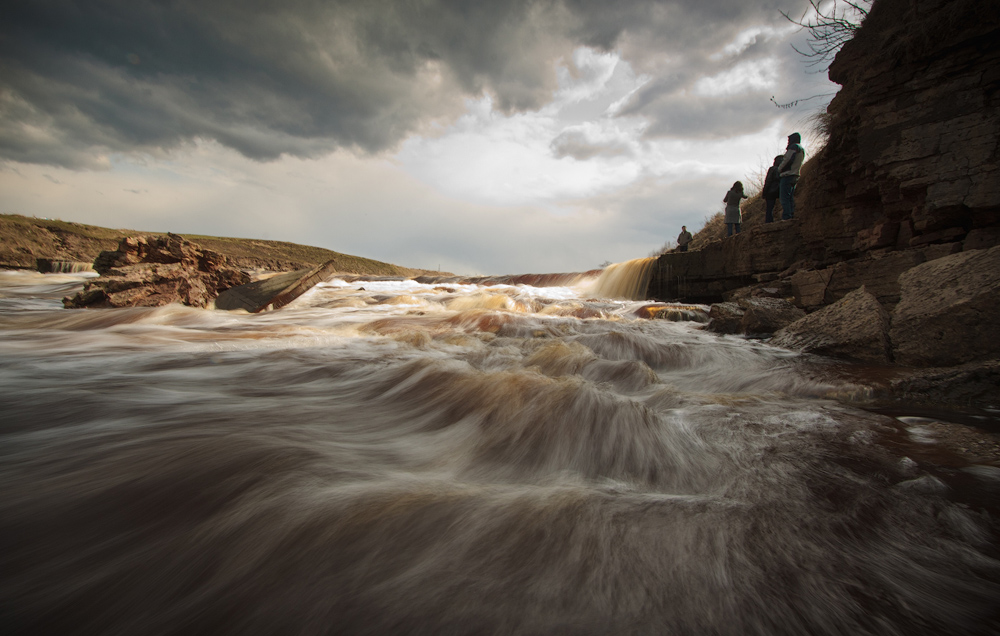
[693,59,781,97]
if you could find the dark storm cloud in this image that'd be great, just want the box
[0,0,807,168]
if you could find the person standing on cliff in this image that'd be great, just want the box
[778,132,805,220]
[762,155,783,223]
[723,181,747,236]
[677,226,693,252]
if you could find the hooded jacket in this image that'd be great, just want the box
[779,133,805,177]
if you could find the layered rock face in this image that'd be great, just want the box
[650,0,1000,308]
[648,0,1000,380]
[64,234,250,309]
[810,0,1000,263]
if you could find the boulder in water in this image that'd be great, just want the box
[215,260,343,312]
[706,302,744,334]
[771,286,892,363]
[708,297,806,336]
[64,234,250,309]
[634,304,710,323]
[890,245,1000,367]
[737,297,806,336]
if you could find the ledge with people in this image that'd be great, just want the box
[729,131,806,236]
[670,132,806,253]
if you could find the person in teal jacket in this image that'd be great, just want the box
[778,133,805,220]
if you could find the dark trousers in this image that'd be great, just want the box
[764,198,777,223]
[779,176,798,220]
[679,244,688,252]
[727,223,741,236]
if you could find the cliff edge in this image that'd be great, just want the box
[647,0,1000,397]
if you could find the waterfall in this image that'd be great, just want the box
[585,257,657,300]
[36,259,95,273]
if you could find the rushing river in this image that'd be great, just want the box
[1,269,998,635]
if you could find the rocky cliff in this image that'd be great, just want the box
[64,234,251,309]
[648,0,1000,407]
[649,0,998,339]
[806,0,1000,263]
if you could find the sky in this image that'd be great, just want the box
[0,0,842,275]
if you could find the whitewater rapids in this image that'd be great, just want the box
[0,270,997,635]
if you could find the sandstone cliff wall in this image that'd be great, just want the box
[649,0,1000,307]
[812,0,1000,260]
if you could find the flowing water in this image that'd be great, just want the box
[1,267,998,635]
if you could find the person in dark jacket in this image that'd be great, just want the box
[723,181,747,236]
[677,226,693,252]
[778,132,805,220]
[762,155,783,223]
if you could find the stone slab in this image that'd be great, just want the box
[215,260,342,312]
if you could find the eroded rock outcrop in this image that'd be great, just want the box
[649,0,1000,300]
[890,245,1000,367]
[812,0,1000,260]
[64,234,250,309]
[707,297,804,336]
[771,286,892,363]
[650,0,1000,387]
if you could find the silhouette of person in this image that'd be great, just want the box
[723,181,747,236]
[762,155,783,223]
[778,133,805,220]
[677,225,693,252]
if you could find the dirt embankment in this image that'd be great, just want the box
[0,213,443,277]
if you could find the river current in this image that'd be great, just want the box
[1,269,998,635]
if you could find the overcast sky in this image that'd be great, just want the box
[1,0,841,275]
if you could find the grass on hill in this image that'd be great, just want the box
[0,213,442,276]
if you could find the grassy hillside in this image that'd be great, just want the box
[0,213,442,276]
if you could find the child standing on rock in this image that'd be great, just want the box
[723,181,747,236]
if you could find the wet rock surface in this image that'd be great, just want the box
[64,234,250,309]
[889,360,1000,411]
[771,286,892,363]
[736,297,805,336]
[707,297,804,336]
[890,246,1000,367]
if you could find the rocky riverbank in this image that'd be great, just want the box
[646,0,1000,409]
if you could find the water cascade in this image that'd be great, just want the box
[0,270,997,635]
[585,257,657,300]
[35,259,95,273]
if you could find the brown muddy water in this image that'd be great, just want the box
[1,269,998,635]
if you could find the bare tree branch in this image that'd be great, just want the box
[782,0,872,68]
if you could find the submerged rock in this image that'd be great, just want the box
[771,286,892,363]
[889,360,1000,409]
[634,304,710,323]
[64,234,250,309]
